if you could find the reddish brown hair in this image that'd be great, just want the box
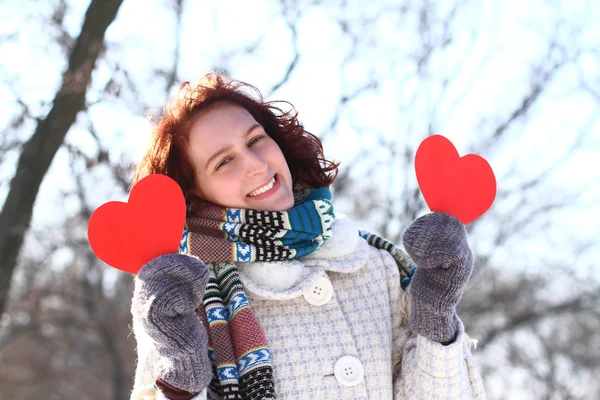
[132,73,338,203]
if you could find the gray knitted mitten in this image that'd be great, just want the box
[402,212,473,344]
[131,253,212,393]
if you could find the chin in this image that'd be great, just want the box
[279,191,296,211]
[265,201,292,212]
[280,199,295,212]
[266,196,295,212]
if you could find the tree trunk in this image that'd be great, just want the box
[0,0,125,315]
[98,323,127,400]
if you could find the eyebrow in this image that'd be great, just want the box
[205,123,262,169]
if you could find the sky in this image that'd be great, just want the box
[1,0,599,263]
[0,1,598,269]
[1,0,600,397]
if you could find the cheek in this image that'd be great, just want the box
[266,143,290,171]
[279,153,293,182]
[204,170,246,199]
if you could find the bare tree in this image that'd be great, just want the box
[320,2,600,398]
[0,0,125,316]
[0,143,137,399]
[1,1,599,399]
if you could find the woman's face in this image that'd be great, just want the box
[187,102,295,211]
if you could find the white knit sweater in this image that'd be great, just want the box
[131,215,487,400]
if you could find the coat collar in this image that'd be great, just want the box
[236,214,370,297]
[300,221,370,273]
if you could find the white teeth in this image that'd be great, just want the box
[248,177,276,197]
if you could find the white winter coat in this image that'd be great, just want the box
[131,215,486,400]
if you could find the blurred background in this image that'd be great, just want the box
[1,0,599,399]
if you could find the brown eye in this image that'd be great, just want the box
[248,135,264,146]
[216,158,231,170]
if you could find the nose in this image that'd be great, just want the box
[244,148,268,177]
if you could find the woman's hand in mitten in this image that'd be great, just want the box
[131,253,212,393]
[402,212,473,344]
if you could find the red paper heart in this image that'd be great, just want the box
[415,134,496,224]
[87,174,186,274]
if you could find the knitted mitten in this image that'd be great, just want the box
[131,253,212,393]
[402,212,473,344]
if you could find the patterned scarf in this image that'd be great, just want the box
[179,188,415,400]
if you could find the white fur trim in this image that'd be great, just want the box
[302,214,359,259]
[236,214,359,291]
[237,260,306,291]
[463,332,479,350]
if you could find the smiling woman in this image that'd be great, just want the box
[132,73,338,211]
[128,73,486,400]
[187,103,295,211]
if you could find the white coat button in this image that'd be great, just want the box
[303,276,333,306]
[334,356,365,387]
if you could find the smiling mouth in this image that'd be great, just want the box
[247,175,278,198]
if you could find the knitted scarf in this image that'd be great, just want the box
[179,188,415,400]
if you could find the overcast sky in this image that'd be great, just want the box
[1,0,599,277]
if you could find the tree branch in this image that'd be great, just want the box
[269,18,300,94]
[164,0,184,94]
[478,290,599,349]
[0,0,125,316]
